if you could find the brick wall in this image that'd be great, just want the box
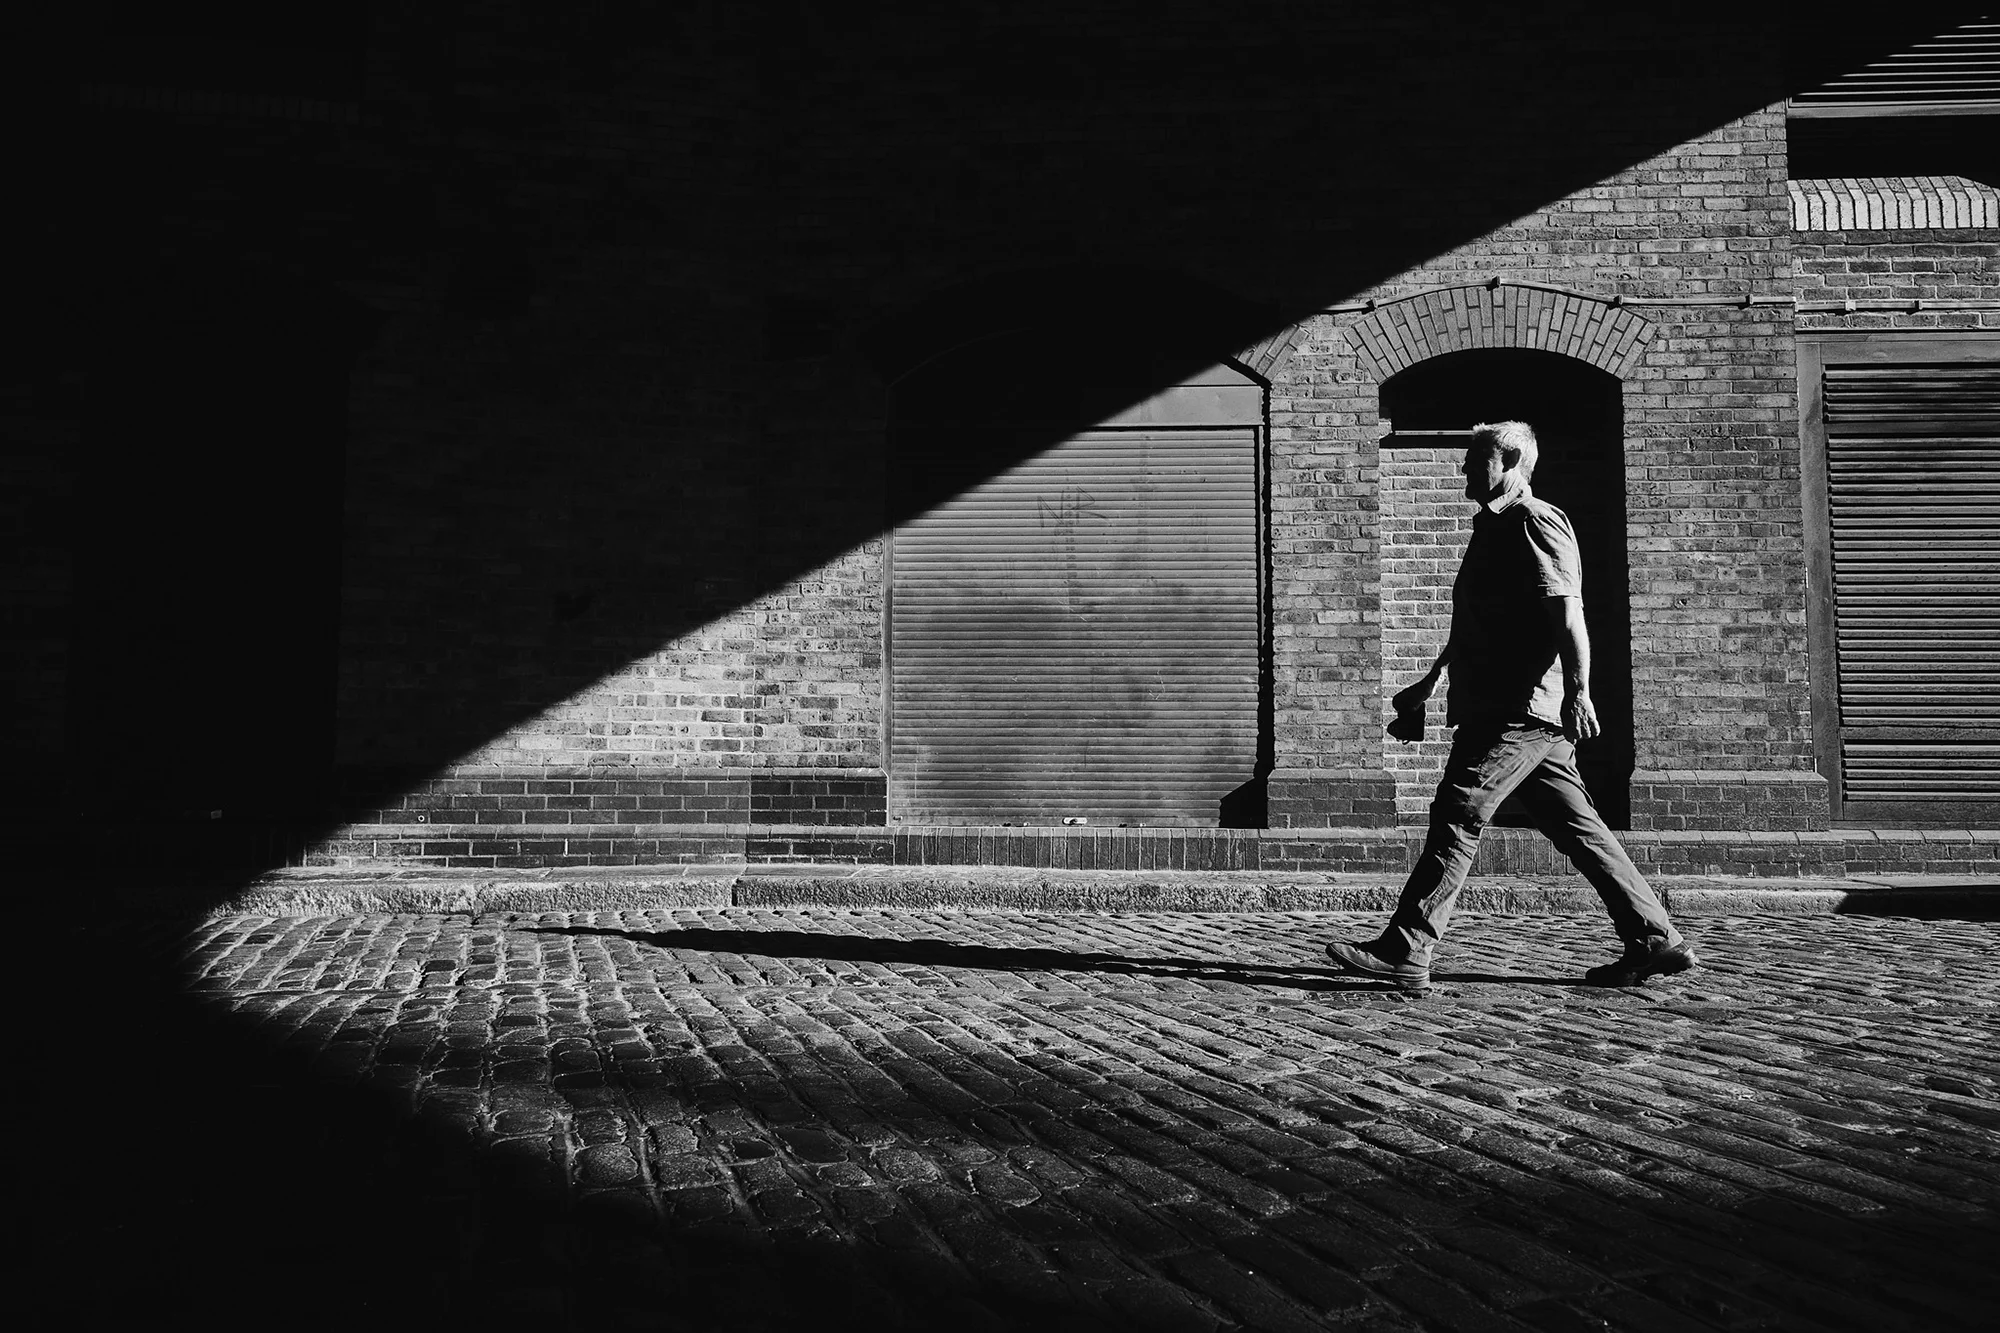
[336,768,887,830]
[1793,229,2000,334]
[1265,321,1389,826]
[1620,303,1813,776]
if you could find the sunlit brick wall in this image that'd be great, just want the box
[1263,323,1392,827]
[1794,230,2000,334]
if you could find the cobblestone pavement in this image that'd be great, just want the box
[53,910,1999,1332]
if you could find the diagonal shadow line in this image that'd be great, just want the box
[518,924,1588,992]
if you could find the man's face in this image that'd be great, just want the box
[1462,442,1509,502]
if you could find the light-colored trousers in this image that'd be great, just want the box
[1385,721,1680,964]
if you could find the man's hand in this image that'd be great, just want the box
[1391,678,1434,716]
[1562,691,1600,743]
[1386,705,1425,743]
[1387,677,1434,743]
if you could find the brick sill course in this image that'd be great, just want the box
[303,821,1996,871]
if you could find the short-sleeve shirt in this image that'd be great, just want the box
[1444,482,1583,728]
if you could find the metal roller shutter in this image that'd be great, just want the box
[1824,362,2000,811]
[889,369,1262,825]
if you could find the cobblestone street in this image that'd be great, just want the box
[50,908,1998,1332]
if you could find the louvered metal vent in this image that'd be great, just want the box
[1791,22,2000,115]
[1823,363,2000,808]
[889,376,1262,826]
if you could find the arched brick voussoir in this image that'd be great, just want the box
[1233,323,1307,382]
[1348,283,1655,384]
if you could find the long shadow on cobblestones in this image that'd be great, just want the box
[524,923,1409,992]
[524,923,1591,992]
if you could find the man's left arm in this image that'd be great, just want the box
[1543,595,1599,742]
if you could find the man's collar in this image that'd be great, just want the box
[1480,474,1532,515]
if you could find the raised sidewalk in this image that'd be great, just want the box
[212,861,1999,920]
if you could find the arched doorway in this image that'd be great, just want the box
[886,335,1268,826]
[1380,349,1633,827]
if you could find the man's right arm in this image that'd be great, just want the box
[1394,622,1457,712]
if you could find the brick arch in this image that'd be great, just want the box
[1348,283,1654,382]
[1232,323,1306,381]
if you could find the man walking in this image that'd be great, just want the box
[1325,421,1695,992]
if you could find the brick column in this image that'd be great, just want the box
[1265,318,1398,826]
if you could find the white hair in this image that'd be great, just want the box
[1471,420,1538,480]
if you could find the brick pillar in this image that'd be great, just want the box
[1265,319,1398,826]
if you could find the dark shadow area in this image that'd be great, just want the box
[92,1,372,101]
[1382,348,1633,828]
[1834,894,2000,921]
[67,266,377,824]
[39,920,1997,1332]
[39,940,1123,1332]
[1218,773,1271,829]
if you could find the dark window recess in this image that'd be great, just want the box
[1787,20,1999,186]
[1788,116,1997,186]
[1822,362,2000,816]
[888,358,1265,827]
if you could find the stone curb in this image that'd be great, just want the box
[196,866,2000,920]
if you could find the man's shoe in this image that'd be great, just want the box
[1584,939,1697,987]
[1324,940,1430,991]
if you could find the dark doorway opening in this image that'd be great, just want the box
[1382,349,1632,829]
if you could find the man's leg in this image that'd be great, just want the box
[1376,723,1562,966]
[1512,742,1694,983]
